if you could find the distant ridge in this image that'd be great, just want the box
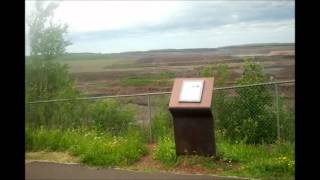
[26,42,294,59]
[118,43,294,54]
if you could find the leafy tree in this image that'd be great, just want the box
[27,2,71,60]
[25,60,79,101]
[25,2,79,128]
[26,1,75,101]
[210,64,230,130]
[199,64,230,86]
[218,58,278,144]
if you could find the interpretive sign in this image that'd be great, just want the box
[179,80,204,103]
[169,78,216,156]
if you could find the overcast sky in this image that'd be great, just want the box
[25,1,295,55]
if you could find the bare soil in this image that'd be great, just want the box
[70,59,294,95]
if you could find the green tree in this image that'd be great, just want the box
[199,64,230,86]
[25,2,79,128]
[26,1,75,101]
[27,2,71,60]
[218,58,277,143]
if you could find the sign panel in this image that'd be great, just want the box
[179,80,204,102]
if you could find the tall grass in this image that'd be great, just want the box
[152,131,294,179]
[217,132,294,179]
[153,135,177,166]
[25,127,148,166]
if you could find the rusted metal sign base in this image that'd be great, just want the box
[169,109,216,156]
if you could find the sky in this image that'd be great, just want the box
[25,1,295,55]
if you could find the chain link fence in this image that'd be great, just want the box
[26,80,294,143]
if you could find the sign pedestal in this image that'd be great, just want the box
[169,78,216,156]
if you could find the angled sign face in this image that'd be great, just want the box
[179,80,204,103]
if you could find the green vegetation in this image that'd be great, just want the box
[25,60,80,101]
[198,64,230,86]
[120,73,174,87]
[25,59,86,129]
[213,59,295,144]
[159,71,176,79]
[27,2,71,60]
[150,60,294,179]
[88,99,136,134]
[153,136,177,166]
[53,58,137,73]
[217,133,294,179]
[26,49,294,179]
[150,95,173,142]
[26,127,148,166]
[151,111,172,142]
[152,132,294,179]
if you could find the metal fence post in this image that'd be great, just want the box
[275,83,280,141]
[147,95,152,143]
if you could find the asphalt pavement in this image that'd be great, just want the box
[26,161,249,180]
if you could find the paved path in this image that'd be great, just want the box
[26,161,249,180]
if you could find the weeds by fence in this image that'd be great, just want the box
[26,80,294,144]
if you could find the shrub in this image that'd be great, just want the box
[199,65,214,77]
[216,59,293,144]
[278,98,295,142]
[25,59,79,101]
[25,59,83,128]
[88,99,135,134]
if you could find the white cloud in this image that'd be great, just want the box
[52,1,182,32]
[25,1,294,55]
[65,19,294,53]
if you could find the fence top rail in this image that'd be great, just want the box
[27,80,294,104]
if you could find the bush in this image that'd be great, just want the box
[216,59,293,144]
[25,59,83,128]
[88,99,136,134]
[278,98,295,142]
[25,59,79,101]
[153,136,177,166]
